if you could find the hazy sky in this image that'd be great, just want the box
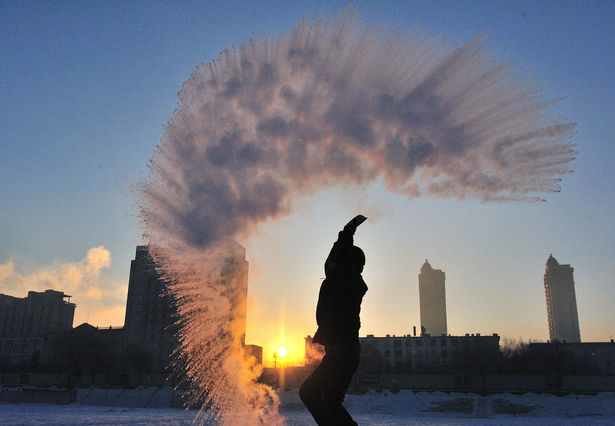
[1,1,614,365]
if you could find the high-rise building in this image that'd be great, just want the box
[418,260,447,336]
[544,254,581,343]
[123,243,250,371]
[219,241,249,346]
[123,245,177,371]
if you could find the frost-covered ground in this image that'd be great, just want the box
[1,391,614,425]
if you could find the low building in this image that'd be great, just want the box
[359,333,501,373]
[0,336,45,368]
[0,290,75,367]
[303,332,500,374]
[42,322,125,367]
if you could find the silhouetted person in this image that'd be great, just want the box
[300,215,368,426]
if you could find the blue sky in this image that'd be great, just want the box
[1,1,614,361]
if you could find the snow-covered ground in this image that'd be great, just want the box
[1,390,614,425]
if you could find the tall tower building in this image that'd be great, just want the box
[124,246,176,371]
[123,243,250,370]
[544,254,581,343]
[418,260,447,336]
[219,241,249,346]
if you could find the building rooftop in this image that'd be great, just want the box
[546,254,573,270]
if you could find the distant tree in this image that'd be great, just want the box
[497,339,598,376]
[498,338,530,374]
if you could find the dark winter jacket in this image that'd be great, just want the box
[313,226,368,346]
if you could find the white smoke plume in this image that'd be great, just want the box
[140,14,575,425]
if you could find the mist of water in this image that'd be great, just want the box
[139,13,575,425]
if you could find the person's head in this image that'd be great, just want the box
[351,245,365,274]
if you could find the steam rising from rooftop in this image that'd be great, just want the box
[139,13,575,425]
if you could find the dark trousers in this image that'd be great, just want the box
[299,339,360,426]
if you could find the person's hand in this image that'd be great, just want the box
[344,214,367,232]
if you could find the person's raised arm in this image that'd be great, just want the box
[324,215,367,277]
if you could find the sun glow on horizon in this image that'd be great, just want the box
[260,333,306,367]
[268,337,304,366]
[249,298,309,367]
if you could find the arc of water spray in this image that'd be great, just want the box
[140,13,575,425]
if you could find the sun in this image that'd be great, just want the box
[265,336,305,366]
